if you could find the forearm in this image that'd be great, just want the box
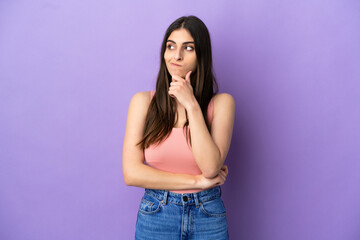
[186,99,222,178]
[123,163,201,190]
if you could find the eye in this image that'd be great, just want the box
[167,44,174,50]
[185,45,194,51]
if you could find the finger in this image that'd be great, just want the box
[219,172,226,181]
[222,172,226,182]
[172,75,185,82]
[223,169,228,178]
[220,169,228,179]
[222,165,228,175]
[221,174,226,182]
[168,89,176,98]
[169,84,181,90]
[170,82,181,87]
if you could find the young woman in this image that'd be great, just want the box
[122,15,235,240]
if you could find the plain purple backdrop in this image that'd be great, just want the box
[1,0,359,239]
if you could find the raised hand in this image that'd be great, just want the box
[168,70,195,109]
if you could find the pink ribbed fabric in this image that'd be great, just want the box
[144,90,215,193]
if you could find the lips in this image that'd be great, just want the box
[171,63,181,67]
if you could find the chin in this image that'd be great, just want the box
[170,71,185,78]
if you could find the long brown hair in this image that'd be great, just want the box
[137,15,219,149]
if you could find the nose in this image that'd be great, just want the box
[173,48,183,60]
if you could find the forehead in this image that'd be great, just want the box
[167,28,194,43]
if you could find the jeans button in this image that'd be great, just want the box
[183,196,188,202]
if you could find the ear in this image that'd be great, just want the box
[185,71,192,82]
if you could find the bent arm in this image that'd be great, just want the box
[186,93,235,178]
[123,158,199,190]
[122,91,226,190]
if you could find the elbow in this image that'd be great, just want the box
[123,161,145,187]
[202,150,223,178]
[202,171,218,179]
[123,171,136,186]
[123,175,133,186]
[202,167,221,178]
[122,158,140,186]
[202,166,221,179]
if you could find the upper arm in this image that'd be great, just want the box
[210,93,236,164]
[122,91,151,178]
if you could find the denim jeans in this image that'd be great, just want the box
[135,186,229,240]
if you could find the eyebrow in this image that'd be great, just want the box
[166,40,195,45]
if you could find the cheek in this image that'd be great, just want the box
[164,51,171,61]
[163,54,170,66]
[190,58,197,70]
[191,55,197,66]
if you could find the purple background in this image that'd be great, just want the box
[1,0,359,239]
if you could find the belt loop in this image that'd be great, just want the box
[162,190,168,205]
[194,192,200,208]
[219,186,222,196]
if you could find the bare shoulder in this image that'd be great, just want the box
[213,93,235,113]
[129,91,151,105]
[126,91,152,122]
[128,90,151,109]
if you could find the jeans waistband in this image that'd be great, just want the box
[144,186,222,207]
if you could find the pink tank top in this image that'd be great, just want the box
[144,90,215,193]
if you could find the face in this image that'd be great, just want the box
[164,28,197,79]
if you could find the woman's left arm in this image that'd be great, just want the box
[169,71,236,178]
[186,93,235,178]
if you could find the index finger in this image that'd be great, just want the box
[222,165,228,175]
[172,75,185,82]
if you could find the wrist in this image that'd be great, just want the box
[185,96,200,112]
[194,175,204,190]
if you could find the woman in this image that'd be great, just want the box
[122,15,235,240]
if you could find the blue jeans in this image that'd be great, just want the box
[135,186,229,240]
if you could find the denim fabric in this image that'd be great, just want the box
[135,186,229,240]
